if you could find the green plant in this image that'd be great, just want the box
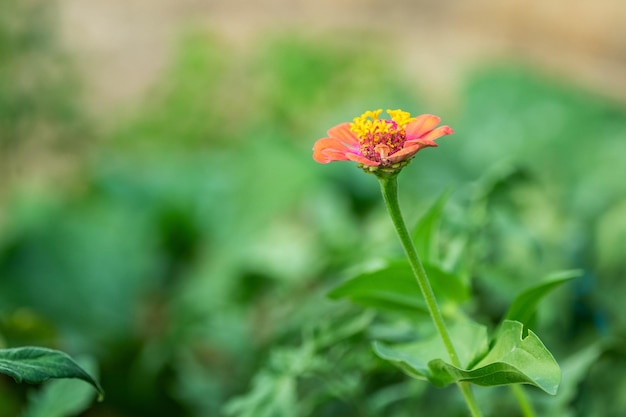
[313,108,577,416]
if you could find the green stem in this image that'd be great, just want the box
[511,385,536,417]
[378,174,483,417]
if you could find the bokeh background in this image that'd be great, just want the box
[1,0,626,416]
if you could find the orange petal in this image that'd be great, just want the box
[386,144,423,163]
[327,122,359,146]
[387,139,441,163]
[313,138,351,163]
[346,152,380,166]
[404,138,438,148]
[417,125,454,142]
[405,114,441,139]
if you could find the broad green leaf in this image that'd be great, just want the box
[372,320,489,379]
[328,259,468,313]
[411,191,450,263]
[328,260,422,314]
[21,356,99,417]
[0,347,104,400]
[505,270,581,325]
[425,262,469,304]
[374,321,560,395]
[432,321,560,394]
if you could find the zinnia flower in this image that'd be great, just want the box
[313,109,453,173]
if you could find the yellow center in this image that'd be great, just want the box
[349,109,415,163]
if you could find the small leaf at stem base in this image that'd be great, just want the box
[373,320,560,395]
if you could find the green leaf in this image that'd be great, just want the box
[411,190,450,263]
[425,262,469,305]
[21,356,100,417]
[505,270,581,325]
[372,320,489,379]
[434,321,560,394]
[328,259,468,314]
[328,260,423,314]
[374,321,560,395]
[0,347,104,400]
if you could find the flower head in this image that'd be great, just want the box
[313,109,453,174]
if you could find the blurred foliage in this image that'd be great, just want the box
[0,0,87,182]
[1,2,626,416]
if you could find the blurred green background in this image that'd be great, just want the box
[1,0,626,416]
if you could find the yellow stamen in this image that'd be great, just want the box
[350,109,390,140]
[350,109,416,141]
[387,109,415,128]
[349,108,415,165]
